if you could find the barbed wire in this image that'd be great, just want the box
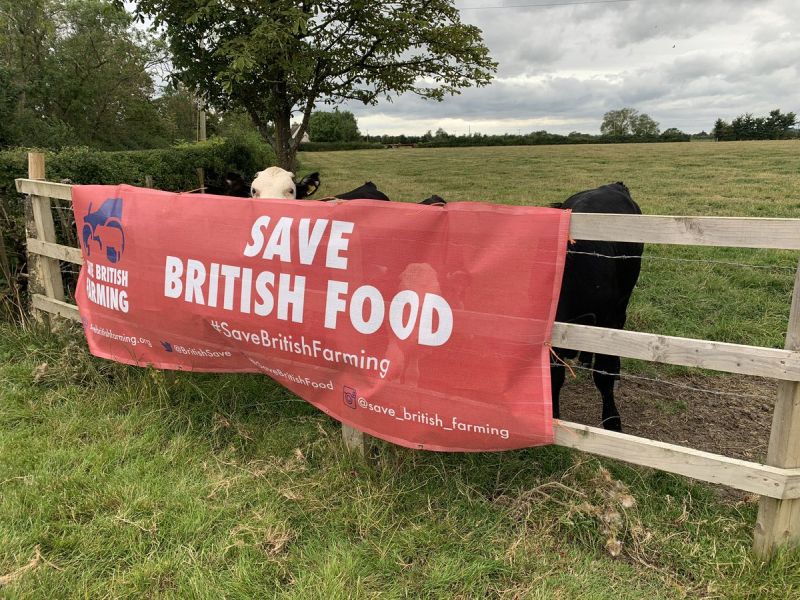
[559,362,774,402]
[566,249,798,271]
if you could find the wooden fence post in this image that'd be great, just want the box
[196,168,205,193]
[342,424,367,456]
[753,258,800,558]
[25,152,66,324]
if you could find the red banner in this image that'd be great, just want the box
[72,185,570,451]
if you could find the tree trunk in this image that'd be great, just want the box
[273,108,296,172]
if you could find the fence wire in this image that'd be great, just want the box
[557,361,774,403]
[566,249,798,271]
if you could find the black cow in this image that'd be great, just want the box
[203,172,251,197]
[550,182,643,431]
[324,181,390,201]
[323,182,445,206]
[223,172,251,197]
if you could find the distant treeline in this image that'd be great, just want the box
[713,110,798,141]
[359,128,692,148]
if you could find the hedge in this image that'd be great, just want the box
[299,141,385,152]
[0,136,274,321]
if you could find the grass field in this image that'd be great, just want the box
[2,141,800,598]
[300,141,800,350]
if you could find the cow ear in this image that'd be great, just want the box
[295,172,321,199]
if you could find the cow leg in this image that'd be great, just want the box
[592,353,622,432]
[550,362,565,419]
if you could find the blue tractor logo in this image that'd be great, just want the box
[82,198,125,264]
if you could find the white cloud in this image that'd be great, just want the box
[340,0,799,135]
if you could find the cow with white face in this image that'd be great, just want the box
[251,166,299,199]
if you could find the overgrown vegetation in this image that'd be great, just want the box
[2,322,800,597]
[299,141,386,152]
[0,135,273,321]
[0,0,211,150]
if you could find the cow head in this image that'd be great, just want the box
[251,167,320,200]
[223,172,251,198]
[295,172,321,199]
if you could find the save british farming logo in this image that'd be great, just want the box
[81,198,125,263]
[81,198,130,314]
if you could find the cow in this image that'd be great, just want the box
[549,182,643,432]
[249,166,445,205]
[325,181,390,202]
[248,167,322,200]
[222,172,252,198]
[204,172,258,198]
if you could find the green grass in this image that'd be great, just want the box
[2,323,800,598]
[300,141,800,349]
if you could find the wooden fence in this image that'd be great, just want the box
[14,152,800,560]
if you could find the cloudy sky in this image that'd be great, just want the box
[344,0,799,136]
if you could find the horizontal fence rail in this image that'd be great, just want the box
[14,173,800,558]
[17,179,73,201]
[555,422,800,499]
[552,323,800,382]
[569,213,800,250]
[16,178,800,250]
[26,238,83,264]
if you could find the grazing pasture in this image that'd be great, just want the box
[2,141,800,597]
[301,142,800,458]
[299,141,800,348]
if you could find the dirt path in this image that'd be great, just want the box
[558,371,776,463]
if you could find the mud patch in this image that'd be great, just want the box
[558,371,776,463]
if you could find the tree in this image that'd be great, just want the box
[600,108,638,136]
[660,127,689,141]
[765,109,797,139]
[600,107,659,137]
[126,1,497,170]
[631,113,660,137]
[308,109,360,143]
[0,0,170,149]
[714,110,797,141]
[155,84,208,144]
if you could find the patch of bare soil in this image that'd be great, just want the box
[558,371,776,464]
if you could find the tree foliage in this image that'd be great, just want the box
[127,0,497,169]
[631,113,659,137]
[660,127,690,141]
[308,109,360,143]
[0,0,176,149]
[601,107,660,137]
[155,84,216,145]
[713,109,797,141]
